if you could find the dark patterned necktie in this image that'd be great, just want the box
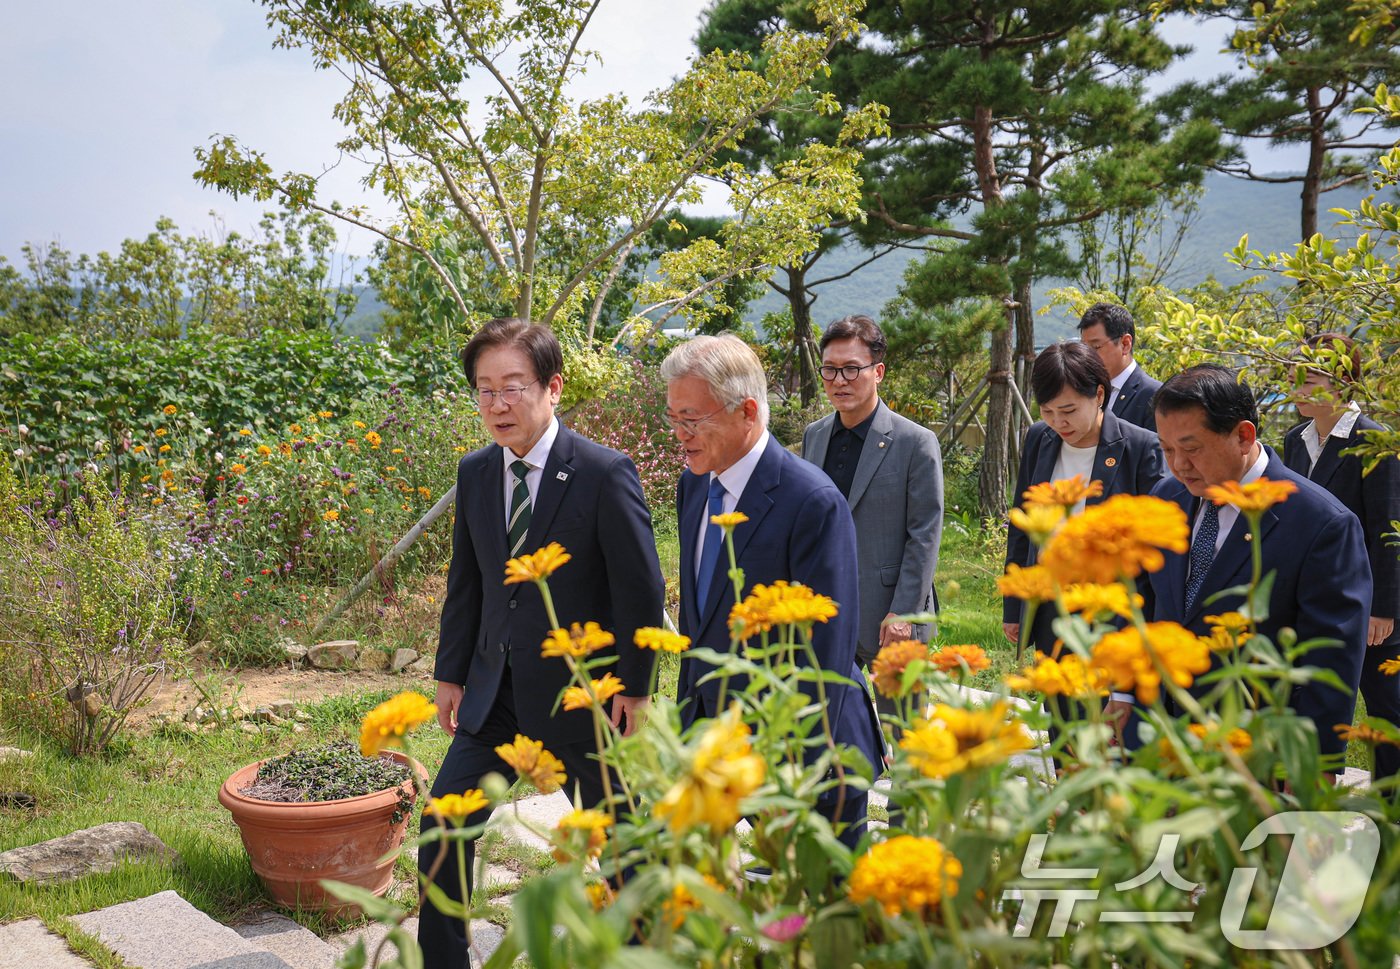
[507,460,531,557]
[1184,501,1219,614]
[694,476,727,608]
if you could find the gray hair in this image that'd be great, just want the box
[660,334,769,426]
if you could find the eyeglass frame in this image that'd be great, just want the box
[474,379,539,408]
[819,362,879,382]
[663,405,728,436]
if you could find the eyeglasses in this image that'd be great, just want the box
[475,380,538,408]
[664,406,727,436]
[819,362,878,382]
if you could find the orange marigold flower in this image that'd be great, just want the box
[1005,651,1110,698]
[848,836,962,918]
[364,430,382,448]
[162,404,178,415]
[230,463,248,475]
[562,672,626,711]
[132,444,146,454]
[495,734,567,793]
[155,427,168,437]
[541,621,615,659]
[871,640,934,698]
[997,563,1057,602]
[899,702,1033,778]
[158,444,171,453]
[634,627,691,653]
[930,644,991,675]
[1023,475,1103,510]
[504,542,572,585]
[1040,495,1189,585]
[1335,723,1399,746]
[1089,621,1211,705]
[1008,503,1066,545]
[1204,478,1298,515]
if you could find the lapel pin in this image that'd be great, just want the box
[1104,457,1116,467]
[556,471,569,481]
[878,441,886,448]
[1243,532,1252,542]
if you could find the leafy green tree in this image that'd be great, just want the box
[0,242,99,338]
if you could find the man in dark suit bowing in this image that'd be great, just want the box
[421,317,665,967]
[1149,364,1370,773]
[661,334,882,848]
[1078,302,1162,432]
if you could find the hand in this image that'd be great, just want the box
[1003,622,1020,644]
[609,694,650,737]
[1368,616,1395,647]
[1103,699,1134,748]
[879,614,913,648]
[434,681,465,735]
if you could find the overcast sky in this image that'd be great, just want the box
[0,3,1296,266]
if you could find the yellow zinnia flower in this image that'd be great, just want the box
[1040,494,1189,585]
[1089,622,1211,706]
[541,621,615,659]
[634,627,691,653]
[1335,723,1399,746]
[162,404,178,415]
[1204,478,1298,515]
[871,640,934,698]
[551,808,613,863]
[1060,583,1143,621]
[848,835,962,918]
[1202,611,1252,652]
[1005,651,1109,698]
[494,734,567,794]
[1380,658,1400,676]
[1009,503,1066,545]
[359,691,438,755]
[562,672,626,711]
[230,463,248,475]
[997,563,1057,602]
[504,542,572,585]
[929,644,991,675]
[899,702,1033,778]
[728,580,838,637]
[1023,475,1104,510]
[364,431,382,448]
[322,509,340,522]
[155,427,168,437]
[655,704,766,834]
[428,790,490,825]
[710,511,749,530]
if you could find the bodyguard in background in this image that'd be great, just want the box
[1283,332,1400,782]
[801,315,943,716]
[1077,302,1162,432]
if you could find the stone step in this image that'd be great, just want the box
[327,915,505,968]
[0,918,94,968]
[72,891,294,969]
[233,913,339,969]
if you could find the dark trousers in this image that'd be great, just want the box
[1361,641,1400,783]
[417,668,610,969]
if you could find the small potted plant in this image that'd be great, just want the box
[219,698,434,915]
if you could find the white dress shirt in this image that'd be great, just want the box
[501,417,560,515]
[1299,403,1362,473]
[1107,359,1139,412]
[693,430,770,575]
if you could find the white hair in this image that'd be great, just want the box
[660,334,769,426]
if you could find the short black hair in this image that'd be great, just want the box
[1153,364,1259,434]
[459,317,564,388]
[820,315,886,363]
[1077,302,1136,342]
[1031,341,1111,409]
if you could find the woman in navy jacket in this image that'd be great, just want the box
[1283,332,1400,783]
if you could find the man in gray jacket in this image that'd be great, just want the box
[801,315,944,715]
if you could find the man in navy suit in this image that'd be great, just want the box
[1149,364,1370,771]
[661,334,882,847]
[422,318,665,967]
[1078,303,1162,432]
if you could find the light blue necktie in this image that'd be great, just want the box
[694,476,727,609]
[1184,501,1219,614]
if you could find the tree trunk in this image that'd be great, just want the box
[1302,84,1325,242]
[785,263,820,405]
[978,315,1014,520]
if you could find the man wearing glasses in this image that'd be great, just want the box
[421,317,665,968]
[801,315,943,717]
[1077,302,1162,432]
[661,334,882,848]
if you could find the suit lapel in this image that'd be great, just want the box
[847,403,893,511]
[1032,427,1061,489]
[805,413,834,467]
[678,472,705,633]
[1308,433,1347,489]
[1113,368,1142,420]
[526,427,575,551]
[1189,506,1279,623]
[479,447,510,571]
[1158,487,1191,620]
[1090,411,1125,497]
[698,439,780,632]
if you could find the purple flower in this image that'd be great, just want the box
[759,915,807,943]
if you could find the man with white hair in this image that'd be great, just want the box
[661,334,882,847]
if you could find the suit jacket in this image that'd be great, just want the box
[434,424,665,750]
[675,436,882,769]
[801,400,944,664]
[1003,409,1166,651]
[1283,414,1400,644]
[1112,364,1162,432]
[1148,448,1371,760]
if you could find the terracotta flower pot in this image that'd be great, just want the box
[219,751,428,915]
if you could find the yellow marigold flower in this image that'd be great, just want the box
[392,447,405,454]
[364,431,382,448]
[1381,658,1400,676]
[256,444,272,456]
[504,542,572,585]
[290,423,303,434]
[1204,478,1298,515]
[238,428,252,436]
[899,703,1033,778]
[354,420,366,428]
[230,463,247,475]
[871,640,933,698]
[848,835,962,918]
[1009,503,1066,545]
[162,404,178,415]
[710,511,749,530]
[541,622,615,660]
[359,691,437,755]
[562,672,627,711]
[728,580,839,637]
[551,808,613,863]
[1335,723,1399,746]
[151,496,164,505]
[428,790,490,825]
[158,444,171,453]
[655,704,766,834]
[1061,583,1142,621]
[155,427,168,437]
[322,509,340,522]
[997,563,1057,602]
[160,469,175,483]
[1005,651,1109,698]
[1023,475,1104,509]
[320,410,333,418]
[383,466,397,473]
[930,643,991,675]
[278,442,293,456]
[132,444,146,454]
[1090,622,1211,706]
[634,627,691,653]
[1040,495,1189,585]
[494,734,567,793]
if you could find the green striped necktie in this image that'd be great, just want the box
[507,459,531,557]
